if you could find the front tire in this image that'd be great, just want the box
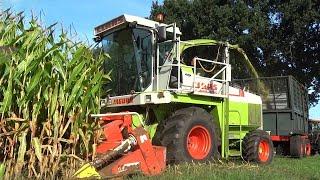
[153,107,220,164]
[242,130,274,164]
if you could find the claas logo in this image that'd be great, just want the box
[195,82,217,93]
[112,97,134,105]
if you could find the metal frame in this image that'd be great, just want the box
[192,57,231,97]
[156,40,231,99]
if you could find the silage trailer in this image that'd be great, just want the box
[234,76,320,157]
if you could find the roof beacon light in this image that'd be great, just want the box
[155,13,164,23]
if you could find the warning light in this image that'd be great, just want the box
[155,13,164,23]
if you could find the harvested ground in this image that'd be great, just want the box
[130,156,320,180]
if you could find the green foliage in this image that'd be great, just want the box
[0,10,108,178]
[150,0,320,105]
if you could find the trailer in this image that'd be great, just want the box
[233,76,313,157]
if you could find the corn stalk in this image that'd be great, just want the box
[0,9,109,178]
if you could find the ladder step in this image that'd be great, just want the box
[229,149,241,157]
[228,132,241,139]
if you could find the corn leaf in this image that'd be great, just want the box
[16,130,27,173]
[66,61,85,90]
[0,68,13,113]
[26,69,42,94]
[32,137,42,163]
[65,72,86,112]
[68,45,85,68]
[0,163,5,180]
[50,84,59,117]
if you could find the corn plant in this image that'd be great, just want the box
[0,9,109,178]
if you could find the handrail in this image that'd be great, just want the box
[196,66,227,91]
[193,57,230,96]
[158,64,194,68]
[156,54,230,96]
[195,57,229,66]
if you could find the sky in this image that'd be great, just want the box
[2,0,157,43]
[2,0,319,119]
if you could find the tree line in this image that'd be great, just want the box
[150,0,320,105]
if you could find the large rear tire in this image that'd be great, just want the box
[153,107,220,164]
[242,130,274,164]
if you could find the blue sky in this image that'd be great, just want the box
[310,102,320,119]
[2,0,157,43]
[2,0,319,118]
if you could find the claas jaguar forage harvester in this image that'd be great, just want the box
[73,14,274,178]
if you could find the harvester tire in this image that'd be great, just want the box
[242,130,274,164]
[153,107,220,164]
[290,135,304,158]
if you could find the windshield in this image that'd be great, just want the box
[102,28,152,96]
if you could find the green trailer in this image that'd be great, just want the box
[233,76,312,157]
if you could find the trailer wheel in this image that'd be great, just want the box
[275,144,285,156]
[290,135,304,158]
[305,139,311,156]
[242,130,273,164]
[153,107,220,164]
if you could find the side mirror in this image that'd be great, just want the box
[157,26,166,42]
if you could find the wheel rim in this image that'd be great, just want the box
[187,125,211,160]
[258,140,270,162]
[306,142,311,156]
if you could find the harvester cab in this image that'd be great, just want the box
[96,14,232,101]
[74,14,274,178]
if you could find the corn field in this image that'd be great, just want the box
[0,10,108,178]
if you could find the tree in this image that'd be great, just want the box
[150,0,320,105]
